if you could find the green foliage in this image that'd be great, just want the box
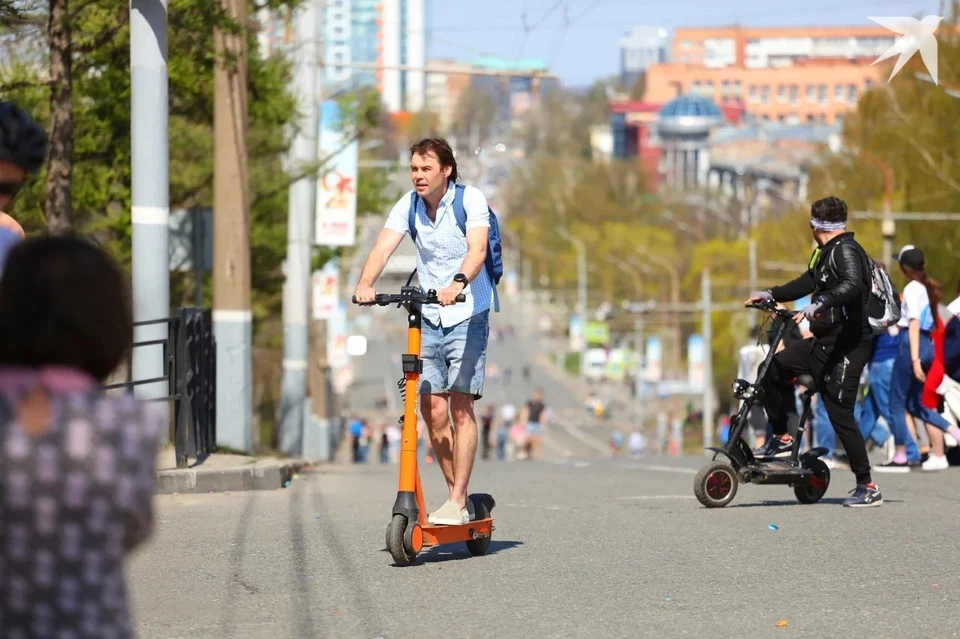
[1,0,387,323]
[807,10,960,293]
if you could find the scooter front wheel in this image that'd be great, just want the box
[386,514,418,566]
[694,461,739,508]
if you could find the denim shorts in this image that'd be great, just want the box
[420,310,490,399]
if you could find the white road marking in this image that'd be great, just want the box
[560,423,612,456]
[628,463,699,475]
[615,495,697,501]
[542,436,574,459]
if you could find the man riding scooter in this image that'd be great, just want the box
[745,196,881,508]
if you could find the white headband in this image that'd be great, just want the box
[811,217,846,231]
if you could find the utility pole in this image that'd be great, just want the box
[880,164,894,267]
[556,226,587,383]
[575,241,587,380]
[279,0,321,455]
[701,269,714,453]
[307,287,333,460]
[747,237,757,329]
[213,0,253,452]
[130,0,170,442]
[634,315,646,433]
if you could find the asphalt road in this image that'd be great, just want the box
[129,455,960,639]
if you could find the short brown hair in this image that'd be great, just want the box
[409,137,458,182]
[0,235,133,380]
[810,196,847,224]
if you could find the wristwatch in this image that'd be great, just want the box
[453,273,468,290]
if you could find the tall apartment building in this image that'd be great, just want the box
[620,26,670,88]
[372,0,427,113]
[423,57,553,135]
[257,1,427,113]
[425,60,473,132]
[645,26,895,124]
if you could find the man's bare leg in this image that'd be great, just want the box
[422,393,455,496]
[448,392,479,507]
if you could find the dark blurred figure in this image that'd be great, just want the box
[0,235,160,637]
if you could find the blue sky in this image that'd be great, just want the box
[428,0,944,86]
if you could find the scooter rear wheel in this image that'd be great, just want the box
[694,461,739,508]
[794,458,830,504]
[386,514,417,566]
[465,498,491,556]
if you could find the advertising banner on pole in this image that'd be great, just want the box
[311,258,339,320]
[645,336,662,382]
[568,313,584,352]
[327,301,348,369]
[687,334,705,390]
[315,100,358,246]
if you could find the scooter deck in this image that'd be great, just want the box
[744,460,814,485]
[421,517,494,548]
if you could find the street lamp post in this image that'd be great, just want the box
[557,226,587,383]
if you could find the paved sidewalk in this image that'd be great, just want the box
[155,447,312,495]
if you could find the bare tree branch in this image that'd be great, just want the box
[883,87,960,195]
[0,76,53,92]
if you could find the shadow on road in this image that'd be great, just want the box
[728,497,902,508]
[380,540,524,567]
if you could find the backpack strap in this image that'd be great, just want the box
[407,191,419,242]
[452,184,467,235]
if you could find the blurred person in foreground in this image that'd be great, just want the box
[0,235,162,637]
[746,197,880,507]
[0,101,48,238]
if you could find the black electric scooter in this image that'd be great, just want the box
[693,299,831,508]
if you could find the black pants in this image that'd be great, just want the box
[761,337,873,485]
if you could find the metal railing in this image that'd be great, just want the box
[105,307,217,469]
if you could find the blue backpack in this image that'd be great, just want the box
[407,184,504,286]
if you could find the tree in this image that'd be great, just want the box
[806,7,960,292]
[1,0,386,307]
[44,0,73,233]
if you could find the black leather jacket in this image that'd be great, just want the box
[768,232,872,347]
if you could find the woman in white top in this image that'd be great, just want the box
[881,246,959,471]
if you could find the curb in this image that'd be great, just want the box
[156,459,313,494]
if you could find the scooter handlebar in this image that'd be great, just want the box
[351,291,466,306]
[745,299,794,318]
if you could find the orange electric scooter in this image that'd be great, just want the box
[352,286,496,566]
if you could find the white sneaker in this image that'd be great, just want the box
[922,454,950,472]
[427,500,470,526]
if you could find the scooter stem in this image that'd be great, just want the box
[398,307,423,495]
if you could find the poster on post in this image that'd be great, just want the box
[312,258,339,320]
[315,100,358,247]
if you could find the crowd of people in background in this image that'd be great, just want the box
[347,387,554,464]
[735,244,960,474]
